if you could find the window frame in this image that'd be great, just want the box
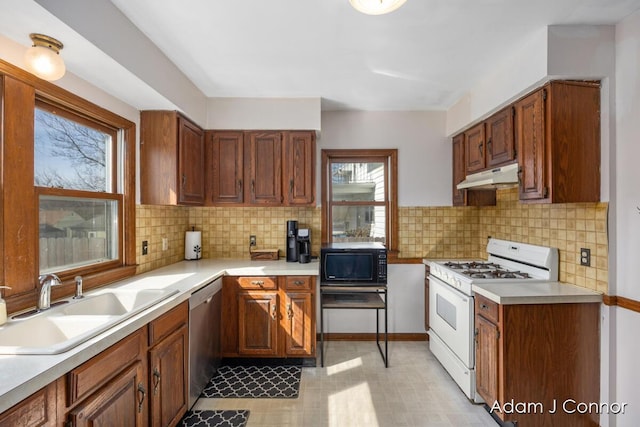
[321,149,398,256]
[0,58,137,313]
[33,93,136,286]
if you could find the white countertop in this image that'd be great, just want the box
[0,259,319,413]
[472,281,603,305]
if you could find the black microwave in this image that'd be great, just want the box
[320,242,387,285]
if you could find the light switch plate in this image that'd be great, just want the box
[162,238,168,251]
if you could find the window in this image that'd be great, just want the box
[321,149,398,253]
[35,99,128,278]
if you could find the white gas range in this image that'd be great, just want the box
[427,238,558,402]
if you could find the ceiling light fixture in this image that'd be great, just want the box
[349,0,407,15]
[24,33,66,81]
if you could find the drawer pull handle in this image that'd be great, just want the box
[271,303,277,321]
[286,302,293,319]
[293,280,305,285]
[251,280,265,286]
[153,367,161,395]
[137,383,146,413]
[480,303,489,310]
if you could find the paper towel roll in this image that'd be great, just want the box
[185,231,202,260]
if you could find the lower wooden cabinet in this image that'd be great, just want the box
[474,294,600,426]
[59,328,148,426]
[223,275,316,358]
[148,303,189,427]
[0,383,57,427]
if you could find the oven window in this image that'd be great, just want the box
[436,294,457,330]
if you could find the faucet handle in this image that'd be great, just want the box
[38,273,62,288]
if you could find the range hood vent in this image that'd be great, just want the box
[457,163,519,190]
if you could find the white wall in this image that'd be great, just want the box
[320,111,450,207]
[319,264,425,334]
[206,97,321,130]
[607,9,640,427]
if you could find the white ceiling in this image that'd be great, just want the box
[107,0,640,111]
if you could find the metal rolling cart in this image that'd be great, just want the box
[319,284,388,367]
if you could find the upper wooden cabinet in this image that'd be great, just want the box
[464,123,486,174]
[452,133,496,207]
[463,108,516,175]
[515,81,600,203]
[485,107,515,167]
[206,130,316,206]
[140,111,205,206]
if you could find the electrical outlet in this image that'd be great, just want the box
[142,240,149,255]
[162,237,168,251]
[250,235,257,247]
[580,248,591,266]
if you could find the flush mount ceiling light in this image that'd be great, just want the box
[349,0,407,15]
[24,33,66,81]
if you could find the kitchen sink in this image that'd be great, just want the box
[0,288,178,355]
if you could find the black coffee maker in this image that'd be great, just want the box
[297,228,311,264]
[286,220,299,262]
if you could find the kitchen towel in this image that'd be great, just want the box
[185,231,202,260]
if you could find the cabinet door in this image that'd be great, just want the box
[284,131,315,205]
[0,383,56,427]
[486,107,515,167]
[452,134,466,206]
[68,362,146,427]
[177,116,205,205]
[515,88,547,200]
[238,291,279,356]
[149,325,188,427]
[246,132,282,205]
[208,131,244,204]
[475,315,499,405]
[464,123,485,173]
[283,292,314,356]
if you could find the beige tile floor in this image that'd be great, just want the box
[193,341,497,427]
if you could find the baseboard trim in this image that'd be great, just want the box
[317,332,428,341]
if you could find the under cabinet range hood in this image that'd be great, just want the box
[457,163,519,190]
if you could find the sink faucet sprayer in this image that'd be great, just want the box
[74,276,84,299]
[37,274,62,310]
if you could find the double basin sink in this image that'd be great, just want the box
[0,288,178,355]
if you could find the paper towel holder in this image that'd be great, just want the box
[185,227,202,261]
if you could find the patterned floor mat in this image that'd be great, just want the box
[178,410,249,427]
[201,365,301,398]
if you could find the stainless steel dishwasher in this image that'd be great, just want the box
[188,277,222,409]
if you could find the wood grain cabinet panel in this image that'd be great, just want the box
[464,123,486,174]
[485,107,515,167]
[452,133,496,207]
[207,131,244,204]
[474,298,600,426]
[0,383,56,427]
[515,81,600,203]
[284,131,315,205]
[222,276,316,359]
[246,131,283,205]
[140,110,204,206]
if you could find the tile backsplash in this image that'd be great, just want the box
[136,188,608,293]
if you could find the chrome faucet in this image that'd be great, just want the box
[37,274,62,310]
[74,275,84,299]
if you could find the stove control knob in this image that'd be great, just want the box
[455,278,462,288]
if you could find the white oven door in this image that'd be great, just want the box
[429,275,474,367]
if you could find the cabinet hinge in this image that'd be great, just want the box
[512,106,516,117]
[496,330,500,340]
[542,88,547,101]
[65,421,73,427]
[543,187,549,198]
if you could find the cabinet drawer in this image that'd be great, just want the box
[284,276,313,291]
[67,328,145,406]
[237,276,278,290]
[149,302,188,346]
[475,294,499,324]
